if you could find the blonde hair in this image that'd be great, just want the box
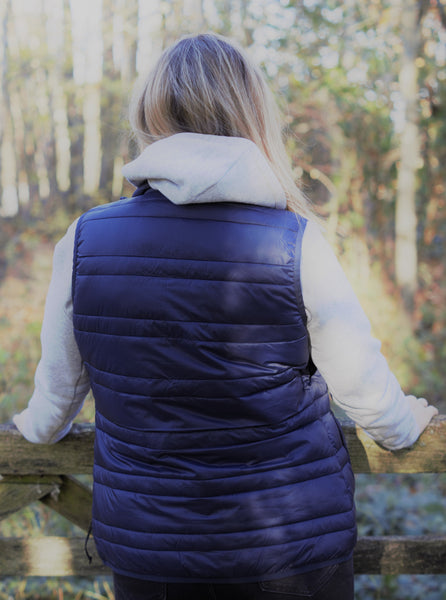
[129,33,314,218]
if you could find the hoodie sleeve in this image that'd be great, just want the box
[300,221,437,451]
[12,220,90,444]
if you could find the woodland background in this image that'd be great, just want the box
[0,0,445,598]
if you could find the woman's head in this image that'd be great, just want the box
[130,33,314,217]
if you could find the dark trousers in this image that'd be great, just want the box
[113,559,354,600]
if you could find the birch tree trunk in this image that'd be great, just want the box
[394,1,426,310]
[136,0,163,75]
[83,84,102,195]
[70,0,103,196]
[0,0,19,218]
[112,0,137,83]
[8,82,35,216]
[183,0,204,32]
[45,0,71,196]
[35,65,55,205]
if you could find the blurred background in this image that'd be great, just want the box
[0,0,445,598]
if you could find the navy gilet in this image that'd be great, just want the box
[72,186,356,582]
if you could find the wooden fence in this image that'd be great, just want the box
[0,416,445,578]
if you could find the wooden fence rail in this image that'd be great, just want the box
[0,416,445,578]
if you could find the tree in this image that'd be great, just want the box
[394,0,429,311]
[45,0,70,196]
[0,0,18,217]
[70,0,103,196]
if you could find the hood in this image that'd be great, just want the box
[121,133,286,209]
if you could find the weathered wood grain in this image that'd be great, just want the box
[344,414,446,473]
[0,536,110,577]
[0,476,62,521]
[40,475,92,532]
[354,535,446,574]
[0,535,444,576]
[0,417,444,579]
[0,423,95,474]
[0,417,445,474]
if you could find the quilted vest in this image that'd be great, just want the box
[72,186,356,582]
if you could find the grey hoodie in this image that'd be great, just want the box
[13,133,436,448]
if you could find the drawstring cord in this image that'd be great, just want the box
[85,521,93,564]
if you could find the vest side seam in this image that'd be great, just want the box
[320,415,356,500]
[292,216,308,325]
[71,215,85,304]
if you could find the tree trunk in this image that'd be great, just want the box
[8,88,30,216]
[70,0,103,196]
[136,0,163,75]
[394,1,427,310]
[183,0,204,32]
[83,83,102,195]
[0,0,19,218]
[45,0,71,196]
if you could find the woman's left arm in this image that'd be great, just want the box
[13,220,90,444]
[300,221,438,451]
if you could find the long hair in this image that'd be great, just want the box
[129,33,314,218]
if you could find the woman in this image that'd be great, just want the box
[13,33,437,599]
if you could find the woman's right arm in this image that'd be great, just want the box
[300,221,438,451]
